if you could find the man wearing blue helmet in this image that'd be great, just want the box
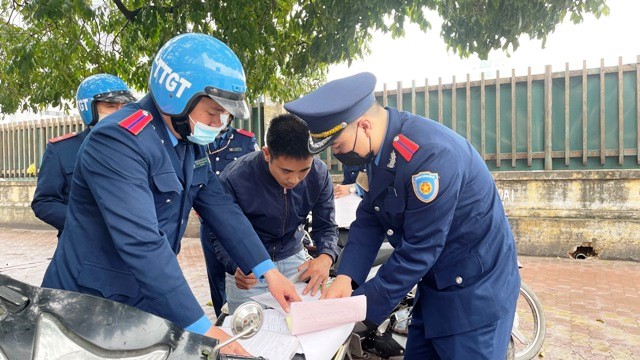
[41,33,300,355]
[31,74,136,236]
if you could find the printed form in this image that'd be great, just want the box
[247,282,366,360]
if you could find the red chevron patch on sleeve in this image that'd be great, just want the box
[49,132,78,143]
[118,109,153,135]
[236,128,255,138]
[392,134,419,161]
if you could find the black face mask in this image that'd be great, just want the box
[334,126,374,166]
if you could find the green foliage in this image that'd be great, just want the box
[0,0,608,115]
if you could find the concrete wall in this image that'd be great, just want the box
[494,170,640,261]
[2,169,639,261]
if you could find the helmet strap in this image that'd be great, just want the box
[170,116,191,142]
[169,96,203,142]
[87,101,99,127]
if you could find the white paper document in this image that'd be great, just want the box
[250,282,321,312]
[334,193,361,228]
[296,322,355,360]
[288,295,366,335]
[221,310,300,360]
[245,285,366,360]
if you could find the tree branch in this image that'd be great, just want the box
[111,0,141,21]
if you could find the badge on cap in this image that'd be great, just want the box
[412,171,439,203]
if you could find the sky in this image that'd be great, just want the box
[327,0,640,90]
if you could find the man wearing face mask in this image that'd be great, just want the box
[31,74,136,236]
[199,113,259,316]
[41,33,301,356]
[285,73,521,359]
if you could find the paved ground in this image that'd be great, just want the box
[1,227,639,359]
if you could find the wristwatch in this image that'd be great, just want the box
[349,185,356,193]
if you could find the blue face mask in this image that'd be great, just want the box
[186,116,226,145]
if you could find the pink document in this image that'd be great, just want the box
[288,295,367,335]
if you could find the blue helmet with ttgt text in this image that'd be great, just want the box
[76,74,136,126]
[148,33,250,120]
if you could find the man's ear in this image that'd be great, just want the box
[262,146,271,162]
[359,118,373,136]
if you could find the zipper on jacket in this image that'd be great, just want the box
[274,187,288,260]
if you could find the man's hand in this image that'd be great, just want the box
[320,274,353,300]
[204,326,251,356]
[333,184,351,199]
[263,269,301,312]
[234,268,258,290]
[297,254,333,296]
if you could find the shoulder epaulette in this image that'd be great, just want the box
[118,109,153,135]
[236,128,255,138]
[49,132,78,143]
[392,134,419,161]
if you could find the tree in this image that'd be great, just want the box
[0,0,608,115]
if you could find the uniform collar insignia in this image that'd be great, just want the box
[387,151,396,169]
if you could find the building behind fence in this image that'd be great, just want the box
[2,57,640,179]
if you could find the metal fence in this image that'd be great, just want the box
[363,56,640,171]
[0,104,265,179]
[3,57,640,178]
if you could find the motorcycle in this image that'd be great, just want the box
[0,274,265,360]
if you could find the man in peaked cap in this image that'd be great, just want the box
[285,72,521,359]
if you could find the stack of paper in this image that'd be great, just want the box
[246,282,367,360]
[220,310,300,360]
[287,295,366,335]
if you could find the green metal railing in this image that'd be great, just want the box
[368,57,640,171]
[3,57,640,179]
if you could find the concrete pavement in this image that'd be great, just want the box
[1,227,639,359]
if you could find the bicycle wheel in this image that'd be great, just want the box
[512,282,546,360]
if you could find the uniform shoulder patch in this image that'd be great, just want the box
[412,171,439,204]
[236,128,255,138]
[392,134,419,161]
[118,109,153,135]
[49,132,78,143]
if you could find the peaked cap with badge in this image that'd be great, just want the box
[284,72,377,153]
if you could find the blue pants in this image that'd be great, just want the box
[225,250,307,314]
[404,299,515,360]
[200,227,226,316]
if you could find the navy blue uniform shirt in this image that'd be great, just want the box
[200,125,258,315]
[31,128,90,234]
[41,95,273,329]
[208,126,259,175]
[213,151,340,273]
[341,164,365,185]
[339,107,521,338]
